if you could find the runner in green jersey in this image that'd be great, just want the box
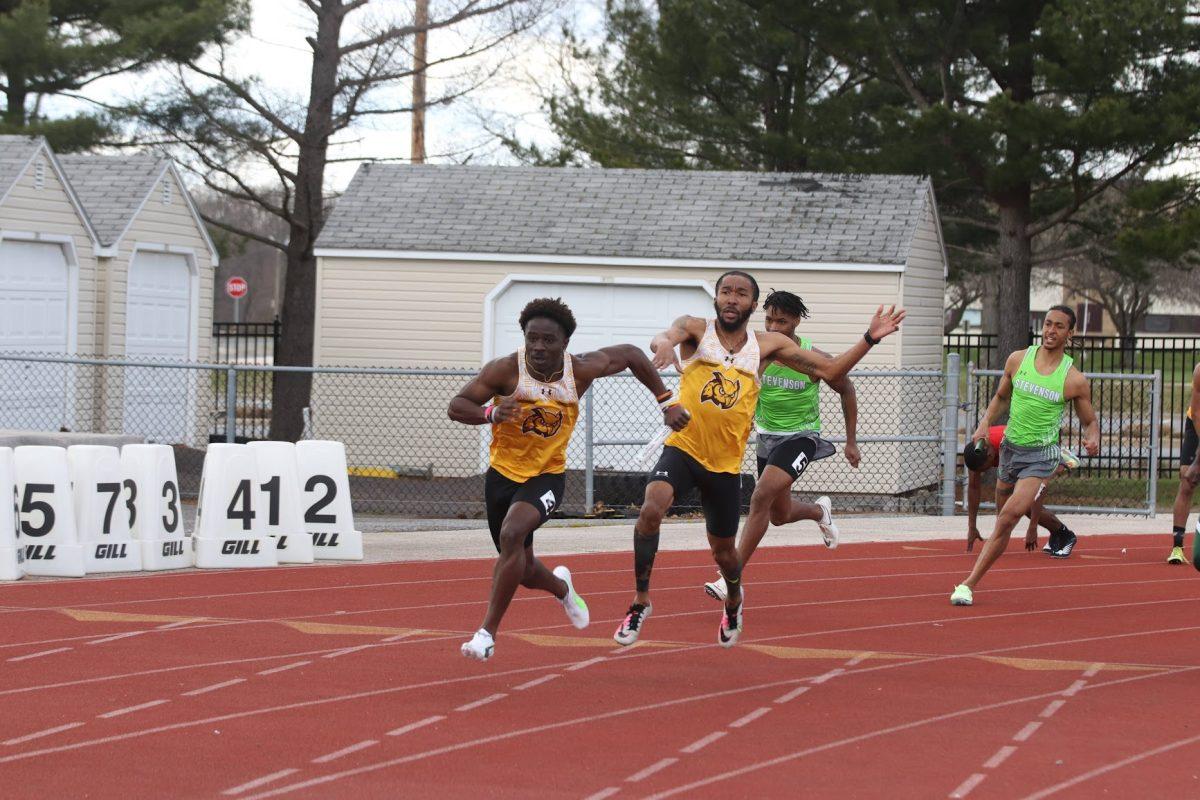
[951,306,1100,606]
[702,289,861,602]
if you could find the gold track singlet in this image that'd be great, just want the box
[665,319,761,473]
[489,347,579,482]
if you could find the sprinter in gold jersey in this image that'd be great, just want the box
[614,271,905,649]
[450,298,689,661]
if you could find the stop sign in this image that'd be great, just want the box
[225,276,248,299]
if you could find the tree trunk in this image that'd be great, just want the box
[411,0,428,163]
[4,67,26,126]
[268,2,343,441]
[994,201,1033,364]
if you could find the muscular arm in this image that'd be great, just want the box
[760,305,905,384]
[1066,368,1100,456]
[574,345,690,431]
[447,357,516,425]
[1185,366,1200,482]
[649,315,706,371]
[815,347,859,466]
[972,350,1022,441]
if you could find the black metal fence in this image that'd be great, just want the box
[946,333,1199,475]
[211,320,280,441]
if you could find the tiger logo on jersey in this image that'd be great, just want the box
[700,370,741,410]
[522,406,563,437]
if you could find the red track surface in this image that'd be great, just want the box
[1,535,1198,799]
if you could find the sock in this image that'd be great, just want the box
[634,531,660,593]
[1174,526,1185,548]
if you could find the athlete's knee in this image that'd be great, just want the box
[496,524,529,554]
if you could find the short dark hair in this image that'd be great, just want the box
[716,270,759,301]
[519,297,577,339]
[1047,304,1077,329]
[763,289,810,319]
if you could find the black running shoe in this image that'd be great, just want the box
[1042,529,1059,554]
[1051,530,1077,559]
[613,603,651,646]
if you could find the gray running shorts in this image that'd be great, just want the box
[997,440,1060,485]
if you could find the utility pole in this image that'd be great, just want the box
[410,0,428,163]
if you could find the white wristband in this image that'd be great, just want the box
[658,395,678,411]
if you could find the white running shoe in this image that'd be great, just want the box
[552,565,589,629]
[816,496,839,549]
[613,603,652,646]
[704,573,728,602]
[461,628,495,661]
[718,588,744,649]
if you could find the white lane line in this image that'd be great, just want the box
[1083,663,1103,678]
[182,678,247,697]
[626,758,678,783]
[222,769,300,796]
[98,699,169,719]
[949,773,987,798]
[1021,731,1200,800]
[312,740,377,764]
[87,631,145,645]
[845,653,873,667]
[729,708,771,729]
[4,722,84,745]
[1062,680,1087,697]
[156,620,199,630]
[513,674,560,691]
[386,716,445,737]
[257,661,310,676]
[380,633,415,643]
[774,686,810,704]
[1039,700,1066,719]
[983,745,1017,769]
[1012,721,1042,742]
[323,645,373,660]
[680,731,726,754]
[455,693,507,712]
[567,656,606,672]
[7,647,72,662]
[583,788,621,800]
[811,669,844,685]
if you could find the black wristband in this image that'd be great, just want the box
[863,330,880,347]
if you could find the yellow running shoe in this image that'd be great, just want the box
[1168,546,1186,565]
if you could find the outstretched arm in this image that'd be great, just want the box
[763,306,905,384]
[447,357,520,425]
[1068,369,1100,456]
[575,345,690,431]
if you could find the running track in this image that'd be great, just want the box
[1,535,1197,799]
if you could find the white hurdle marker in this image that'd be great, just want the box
[121,444,193,571]
[193,443,277,569]
[0,448,24,581]
[69,446,143,573]
[248,441,314,564]
[296,441,363,560]
[13,446,86,577]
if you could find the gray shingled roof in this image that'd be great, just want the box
[0,135,43,201]
[316,164,932,264]
[58,154,166,246]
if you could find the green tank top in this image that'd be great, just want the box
[756,337,820,433]
[1006,346,1073,447]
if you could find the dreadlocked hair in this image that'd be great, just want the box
[763,289,810,319]
[519,297,577,339]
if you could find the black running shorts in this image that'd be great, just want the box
[648,446,742,538]
[1183,418,1199,468]
[484,468,564,552]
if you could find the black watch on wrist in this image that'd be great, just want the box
[863,330,880,347]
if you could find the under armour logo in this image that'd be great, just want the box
[540,490,556,514]
[655,471,669,476]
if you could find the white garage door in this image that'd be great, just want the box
[0,239,71,429]
[124,251,193,443]
[491,280,714,469]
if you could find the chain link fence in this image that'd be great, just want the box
[0,354,962,521]
[965,365,1160,516]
